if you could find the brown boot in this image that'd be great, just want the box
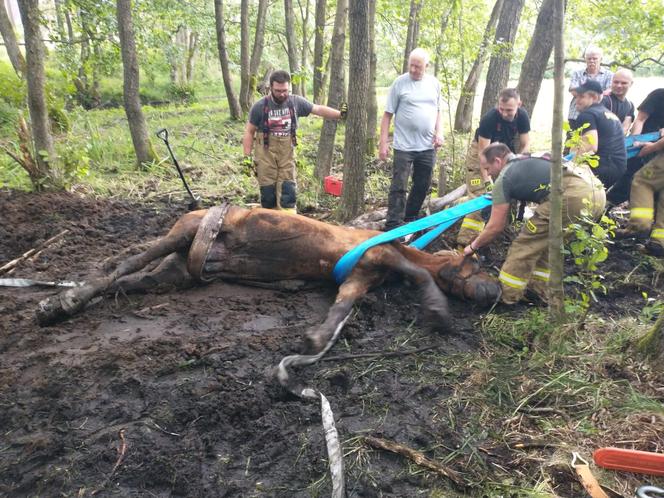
[645,241,664,257]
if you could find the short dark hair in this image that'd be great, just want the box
[270,70,291,86]
[482,143,511,163]
[498,88,520,102]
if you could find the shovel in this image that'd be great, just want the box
[156,128,202,211]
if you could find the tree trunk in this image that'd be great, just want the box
[516,0,556,119]
[365,0,377,155]
[636,312,664,360]
[186,31,198,84]
[0,0,26,78]
[299,0,310,99]
[239,0,251,111]
[18,0,59,188]
[453,0,503,132]
[248,0,269,105]
[284,0,301,95]
[339,0,369,221]
[53,0,67,40]
[314,0,347,180]
[433,4,453,78]
[480,0,524,117]
[547,0,565,323]
[116,0,156,166]
[401,0,422,74]
[312,0,326,103]
[214,0,242,120]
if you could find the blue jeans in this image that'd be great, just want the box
[385,149,435,230]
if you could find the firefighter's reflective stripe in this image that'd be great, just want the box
[631,207,654,220]
[533,267,550,281]
[460,217,485,232]
[499,270,528,289]
[652,228,664,240]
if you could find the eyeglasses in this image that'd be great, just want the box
[271,88,289,94]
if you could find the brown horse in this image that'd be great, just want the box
[37,205,501,351]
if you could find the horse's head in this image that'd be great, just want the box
[433,250,501,306]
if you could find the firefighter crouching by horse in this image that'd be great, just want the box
[462,143,606,304]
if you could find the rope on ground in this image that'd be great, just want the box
[275,311,351,498]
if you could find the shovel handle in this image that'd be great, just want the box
[156,128,168,142]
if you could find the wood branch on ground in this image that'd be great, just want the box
[0,229,69,274]
[363,435,464,486]
[348,184,467,229]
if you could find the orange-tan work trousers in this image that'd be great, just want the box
[499,165,606,304]
[625,152,664,250]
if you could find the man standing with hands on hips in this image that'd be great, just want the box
[379,48,444,231]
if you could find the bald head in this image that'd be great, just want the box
[611,68,633,99]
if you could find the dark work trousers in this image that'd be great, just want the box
[607,156,647,205]
[385,148,435,231]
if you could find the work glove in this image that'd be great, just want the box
[242,155,255,176]
[339,102,348,120]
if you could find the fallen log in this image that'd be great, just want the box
[348,184,467,229]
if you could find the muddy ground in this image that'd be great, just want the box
[0,189,662,497]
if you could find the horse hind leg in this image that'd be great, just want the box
[36,231,194,326]
[109,252,193,295]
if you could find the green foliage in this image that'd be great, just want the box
[563,209,616,312]
[0,61,25,107]
[166,84,197,104]
[639,293,663,324]
[58,141,91,188]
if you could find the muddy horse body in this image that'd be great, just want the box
[37,206,500,350]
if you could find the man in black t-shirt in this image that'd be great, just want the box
[608,87,664,205]
[600,68,635,134]
[573,80,626,189]
[456,88,531,246]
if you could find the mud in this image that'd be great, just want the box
[0,189,662,497]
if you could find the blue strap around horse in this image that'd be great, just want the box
[332,195,492,283]
[625,131,661,159]
[333,132,663,284]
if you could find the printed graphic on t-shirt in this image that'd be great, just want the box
[268,108,293,137]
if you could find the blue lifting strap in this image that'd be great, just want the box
[332,195,492,283]
[566,132,662,161]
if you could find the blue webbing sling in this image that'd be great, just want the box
[333,132,663,283]
[332,195,492,283]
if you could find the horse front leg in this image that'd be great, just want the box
[304,276,372,353]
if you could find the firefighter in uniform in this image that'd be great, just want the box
[617,139,664,257]
[614,88,664,257]
[462,143,606,304]
[456,88,531,247]
[242,70,346,211]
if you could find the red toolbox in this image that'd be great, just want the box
[324,176,343,196]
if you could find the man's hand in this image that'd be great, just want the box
[339,102,348,120]
[378,141,390,161]
[433,134,444,149]
[462,241,478,257]
[638,142,659,157]
[242,155,255,176]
